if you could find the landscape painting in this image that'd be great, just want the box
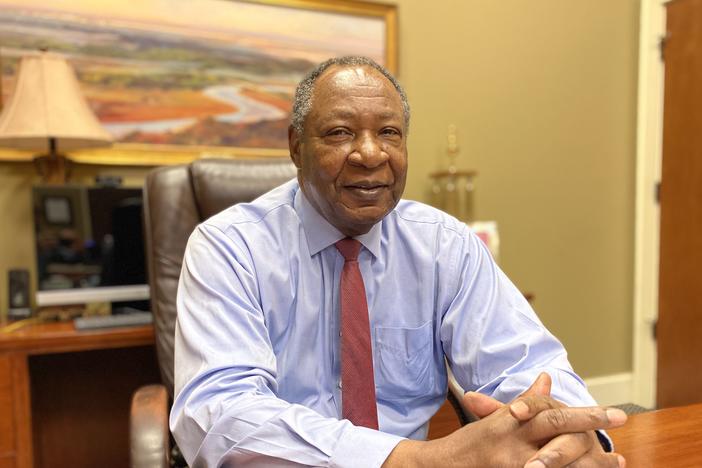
[0,0,395,162]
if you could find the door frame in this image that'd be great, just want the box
[632,0,667,409]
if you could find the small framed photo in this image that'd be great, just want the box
[468,221,500,263]
[43,196,73,225]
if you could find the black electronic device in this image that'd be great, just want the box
[95,175,123,188]
[32,184,149,310]
[8,268,31,319]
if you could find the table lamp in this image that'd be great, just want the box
[0,50,112,183]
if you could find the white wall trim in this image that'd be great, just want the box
[584,373,634,407]
[631,0,667,409]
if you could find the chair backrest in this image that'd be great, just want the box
[143,158,297,397]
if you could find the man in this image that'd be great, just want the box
[171,56,626,467]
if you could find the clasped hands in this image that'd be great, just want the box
[384,373,627,468]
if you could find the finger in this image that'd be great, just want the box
[524,406,627,442]
[520,372,553,398]
[561,452,625,468]
[522,432,593,468]
[464,372,553,420]
[511,394,564,421]
[462,391,503,419]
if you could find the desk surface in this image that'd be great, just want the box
[609,403,702,467]
[0,320,154,354]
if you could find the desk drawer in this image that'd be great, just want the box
[0,355,15,455]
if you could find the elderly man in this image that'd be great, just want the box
[171,56,626,467]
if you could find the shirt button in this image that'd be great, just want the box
[338,380,343,389]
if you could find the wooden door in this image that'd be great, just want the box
[656,0,702,408]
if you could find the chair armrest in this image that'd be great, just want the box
[130,384,170,468]
[447,368,477,426]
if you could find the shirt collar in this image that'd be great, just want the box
[294,185,382,258]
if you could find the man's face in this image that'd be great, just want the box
[289,65,408,237]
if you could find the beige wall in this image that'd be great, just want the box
[396,0,639,377]
[0,0,639,378]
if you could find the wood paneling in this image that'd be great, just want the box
[0,386,15,454]
[0,355,14,458]
[9,355,30,468]
[657,0,702,408]
[0,356,9,389]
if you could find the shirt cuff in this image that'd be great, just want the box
[596,430,613,452]
[330,425,405,468]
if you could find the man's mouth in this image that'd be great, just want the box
[344,182,390,199]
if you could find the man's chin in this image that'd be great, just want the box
[334,206,392,236]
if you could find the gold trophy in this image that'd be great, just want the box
[430,124,476,221]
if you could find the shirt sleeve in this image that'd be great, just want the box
[440,226,601,412]
[170,224,403,467]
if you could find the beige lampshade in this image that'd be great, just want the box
[0,51,112,153]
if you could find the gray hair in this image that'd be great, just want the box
[290,56,410,135]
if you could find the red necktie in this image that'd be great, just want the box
[335,238,379,429]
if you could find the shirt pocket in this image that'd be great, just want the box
[374,320,435,401]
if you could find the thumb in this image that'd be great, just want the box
[462,391,504,419]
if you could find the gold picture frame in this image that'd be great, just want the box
[0,0,397,166]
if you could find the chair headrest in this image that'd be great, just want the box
[190,158,297,219]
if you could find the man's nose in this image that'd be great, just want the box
[348,133,389,168]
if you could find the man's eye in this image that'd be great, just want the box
[327,128,352,137]
[381,128,401,137]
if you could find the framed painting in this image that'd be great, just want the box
[0,0,397,165]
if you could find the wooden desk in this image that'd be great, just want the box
[429,400,702,467]
[609,403,702,467]
[0,321,159,468]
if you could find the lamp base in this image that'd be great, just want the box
[34,152,70,184]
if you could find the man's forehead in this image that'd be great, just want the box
[310,65,402,116]
[319,65,375,85]
[322,106,401,123]
[315,64,396,96]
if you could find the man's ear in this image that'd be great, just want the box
[288,125,302,169]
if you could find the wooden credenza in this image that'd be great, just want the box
[0,321,159,468]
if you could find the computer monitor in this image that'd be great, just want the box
[32,184,150,309]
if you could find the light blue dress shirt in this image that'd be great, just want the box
[171,179,600,467]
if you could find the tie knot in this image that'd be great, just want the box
[335,238,362,261]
